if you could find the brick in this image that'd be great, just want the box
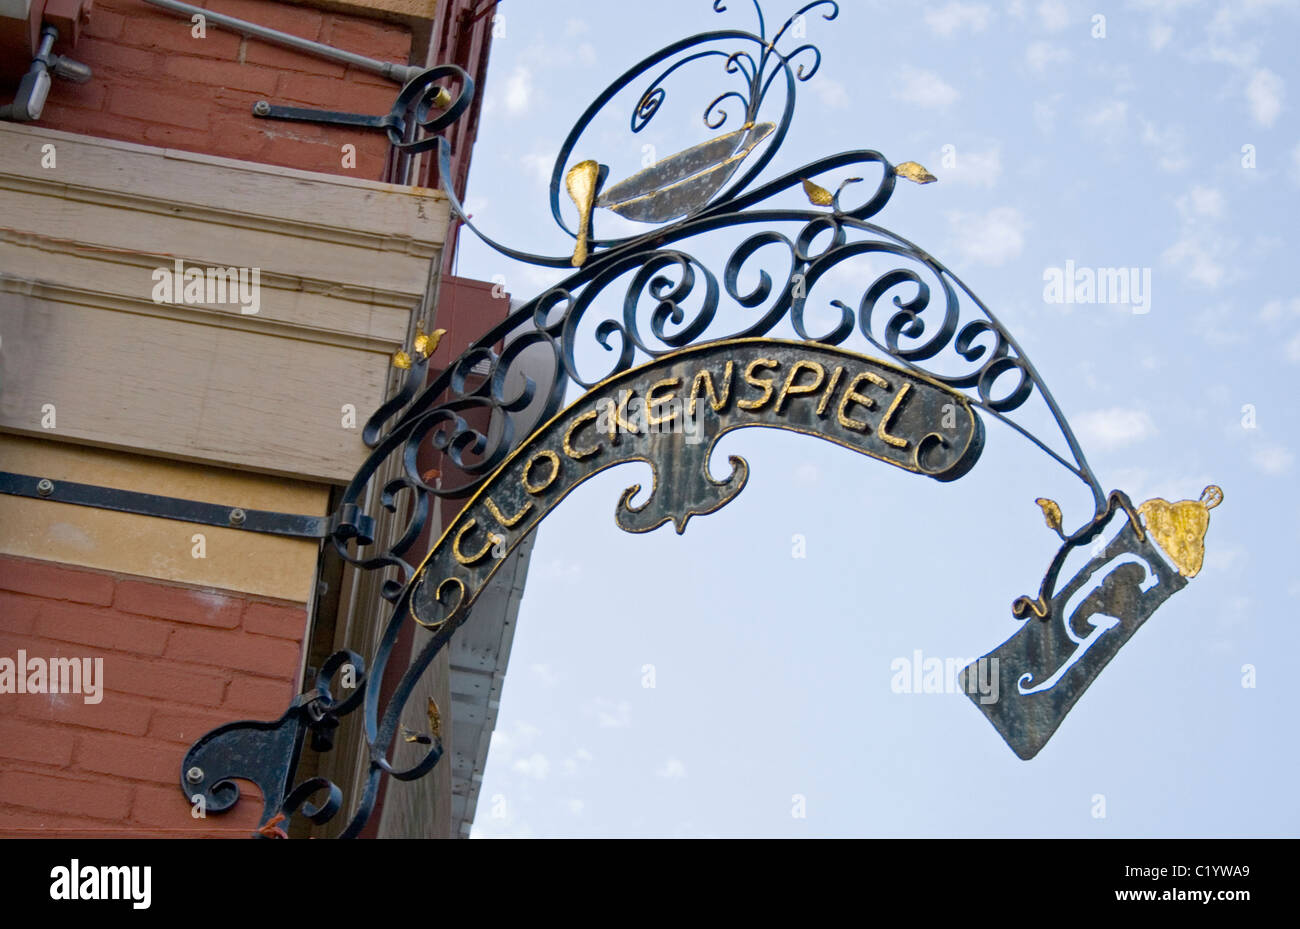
[79,37,160,75]
[49,78,107,112]
[0,806,109,838]
[15,688,153,736]
[0,770,132,820]
[0,592,39,634]
[209,87,269,120]
[107,86,211,131]
[244,39,346,78]
[83,8,125,40]
[0,557,113,605]
[114,580,242,628]
[263,134,354,175]
[165,626,300,678]
[143,123,213,152]
[34,104,152,144]
[0,717,77,766]
[163,56,279,95]
[108,654,227,706]
[225,674,295,714]
[208,113,272,158]
[121,17,244,59]
[243,602,307,640]
[275,71,392,115]
[150,707,244,745]
[36,600,171,655]
[75,732,182,784]
[324,16,411,63]
[132,782,265,835]
[208,0,323,40]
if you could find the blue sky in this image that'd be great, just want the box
[452,0,1298,837]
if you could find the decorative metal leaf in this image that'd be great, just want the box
[802,178,834,206]
[427,697,442,741]
[391,350,412,370]
[414,327,447,359]
[1035,497,1062,532]
[895,161,937,184]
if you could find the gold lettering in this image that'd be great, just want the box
[522,449,560,495]
[775,360,826,414]
[836,370,889,432]
[484,496,532,529]
[453,518,500,565]
[616,389,639,435]
[877,382,911,449]
[738,358,779,410]
[646,377,681,428]
[687,362,733,417]
[564,409,601,460]
[817,365,844,417]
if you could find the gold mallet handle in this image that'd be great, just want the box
[565,160,601,267]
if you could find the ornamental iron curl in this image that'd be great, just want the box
[182,0,1222,836]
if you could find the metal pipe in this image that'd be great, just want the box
[140,0,422,84]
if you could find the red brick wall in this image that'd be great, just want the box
[0,554,307,837]
[31,0,413,179]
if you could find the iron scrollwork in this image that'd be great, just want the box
[183,0,1223,834]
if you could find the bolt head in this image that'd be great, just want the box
[186,766,204,784]
[229,507,246,527]
[36,478,53,497]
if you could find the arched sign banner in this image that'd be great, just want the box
[177,0,1224,837]
[409,337,983,635]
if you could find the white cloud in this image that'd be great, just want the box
[1163,237,1227,287]
[893,66,960,108]
[813,78,850,110]
[1164,186,1234,288]
[505,66,532,113]
[1075,408,1156,451]
[590,697,631,729]
[947,207,1027,266]
[1149,22,1174,51]
[1176,185,1226,220]
[566,798,585,815]
[1026,40,1071,73]
[655,758,687,779]
[1140,121,1189,172]
[531,663,561,686]
[925,2,993,36]
[1245,68,1284,126]
[1038,0,1071,32]
[512,752,551,780]
[1286,331,1300,363]
[1291,142,1300,186]
[1084,99,1129,139]
[944,146,1001,187]
[1251,443,1294,475]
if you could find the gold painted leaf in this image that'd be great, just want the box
[895,161,937,184]
[391,350,412,370]
[1035,497,1062,532]
[414,327,447,359]
[802,178,834,206]
[427,697,442,741]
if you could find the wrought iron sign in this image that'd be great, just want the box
[179,0,1224,835]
